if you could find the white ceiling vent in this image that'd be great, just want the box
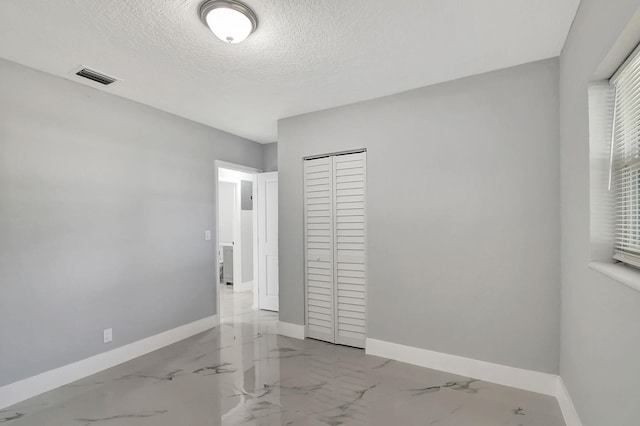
[75,67,117,85]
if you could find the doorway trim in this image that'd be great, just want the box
[214,161,262,319]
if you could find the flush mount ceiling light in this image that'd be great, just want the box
[199,0,258,44]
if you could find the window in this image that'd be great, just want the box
[611,47,640,267]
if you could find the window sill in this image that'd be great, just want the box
[589,261,640,293]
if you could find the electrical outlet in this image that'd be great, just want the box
[103,328,113,343]
[205,230,212,241]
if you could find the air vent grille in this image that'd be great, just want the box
[75,68,117,85]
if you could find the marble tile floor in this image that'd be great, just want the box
[1,287,565,425]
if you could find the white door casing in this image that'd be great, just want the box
[257,172,279,311]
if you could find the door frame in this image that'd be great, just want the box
[215,161,261,318]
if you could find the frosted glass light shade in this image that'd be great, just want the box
[200,0,257,44]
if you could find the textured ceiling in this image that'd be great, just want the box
[0,0,580,143]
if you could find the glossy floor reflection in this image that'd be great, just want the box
[2,287,565,425]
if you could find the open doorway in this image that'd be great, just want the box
[217,165,258,320]
[215,161,279,321]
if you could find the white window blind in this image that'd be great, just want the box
[611,47,640,267]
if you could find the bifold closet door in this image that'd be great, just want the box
[304,157,335,343]
[334,152,366,348]
[304,152,367,349]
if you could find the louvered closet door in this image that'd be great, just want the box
[304,157,335,343]
[334,152,366,348]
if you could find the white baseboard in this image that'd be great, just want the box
[0,322,583,426]
[365,338,585,425]
[277,321,306,340]
[0,315,218,410]
[365,338,558,396]
[556,377,583,426]
[233,280,253,293]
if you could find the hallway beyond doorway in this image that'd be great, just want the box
[219,285,275,325]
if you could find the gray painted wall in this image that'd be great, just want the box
[218,182,235,244]
[241,211,253,283]
[0,58,262,387]
[241,181,254,283]
[262,142,278,172]
[278,59,560,373]
[560,1,640,424]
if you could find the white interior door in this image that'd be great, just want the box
[334,152,366,348]
[257,172,279,311]
[304,157,335,343]
[304,152,366,348]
